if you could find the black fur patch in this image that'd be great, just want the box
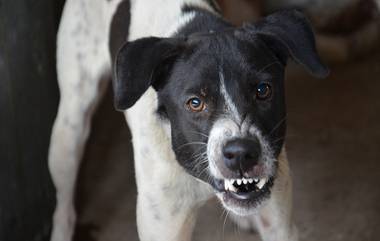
[109,0,130,64]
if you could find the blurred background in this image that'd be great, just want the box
[0,0,379,241]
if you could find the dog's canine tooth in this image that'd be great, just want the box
[242,178,248,184]
[224,179,237,192]
[223,179,240,192]
[230,179,234,191]
[229,182,237,192]
[237,179,242,185]
[227,179,232,189]
[257,178,267,189]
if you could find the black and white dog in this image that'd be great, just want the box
[49,0,328,241]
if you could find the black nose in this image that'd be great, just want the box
[223,138,261,173]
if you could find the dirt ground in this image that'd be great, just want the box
[73,52,380,241]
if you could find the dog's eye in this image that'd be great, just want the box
[186,97,206,112]
[256,82,272,100]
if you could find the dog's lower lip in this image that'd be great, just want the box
[212,179,225,191]
[229,190,256,200]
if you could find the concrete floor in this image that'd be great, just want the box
[73,52,380,241]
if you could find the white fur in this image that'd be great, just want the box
[50,0,297,241]
[219,71,241,122]
[128,0,216,40]
[167,11,197,36]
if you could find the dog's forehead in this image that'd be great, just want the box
[191,33,278,64]
[169,35,281,93]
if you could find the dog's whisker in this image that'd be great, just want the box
[192,158,208,173]
[192,159,208,172]
[187,152,208,170]
[181,150,208,172]
[235,219,241,237]
[272,137,286,144]
[189,150,207,160]
[220,208,227,220]
[198,166,210,179]
[191,149,207,157]
[188,130,209,138]
[206,172,213,185]
[257,61,282,74]
[195,158,209,166]
[232,217,240,238]
[268,116,287,137]
[175,142,207,151]
[189,150,208,162]
[222,209,230,239]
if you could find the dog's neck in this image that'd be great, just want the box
[127,0,230,40]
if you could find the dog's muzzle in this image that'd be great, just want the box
[206,119,277,215]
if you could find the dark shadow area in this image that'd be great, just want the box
[0,0,65,240]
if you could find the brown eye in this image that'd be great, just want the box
[186,97,206,112]
[256,82,272,100]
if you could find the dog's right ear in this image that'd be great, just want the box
[113,37,184,111]
[239,10,329,78]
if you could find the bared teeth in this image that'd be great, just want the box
[229,180,237,192]
[224,180,229,190]
[224,177,268,192]
[224,179,237,192]
[256,178,267,189]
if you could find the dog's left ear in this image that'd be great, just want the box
[113,37,184,111]
[241,10,329,78]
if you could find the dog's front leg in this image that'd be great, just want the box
[136,190,198,241]
[134,157,211,241]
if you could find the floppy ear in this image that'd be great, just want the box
[243,10,329,78]
[113,37,184,110]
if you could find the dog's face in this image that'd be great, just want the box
[114,10,328,215]
[156,36,288,214]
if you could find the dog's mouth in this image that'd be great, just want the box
[212,176,275,214]
[223,177,273,199]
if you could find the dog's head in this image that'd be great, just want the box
[114,10,328,215]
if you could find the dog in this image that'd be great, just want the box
[48,0,328,240]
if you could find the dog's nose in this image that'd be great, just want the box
[223,138,261,173]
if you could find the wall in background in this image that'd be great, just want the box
[0,0,65,240]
